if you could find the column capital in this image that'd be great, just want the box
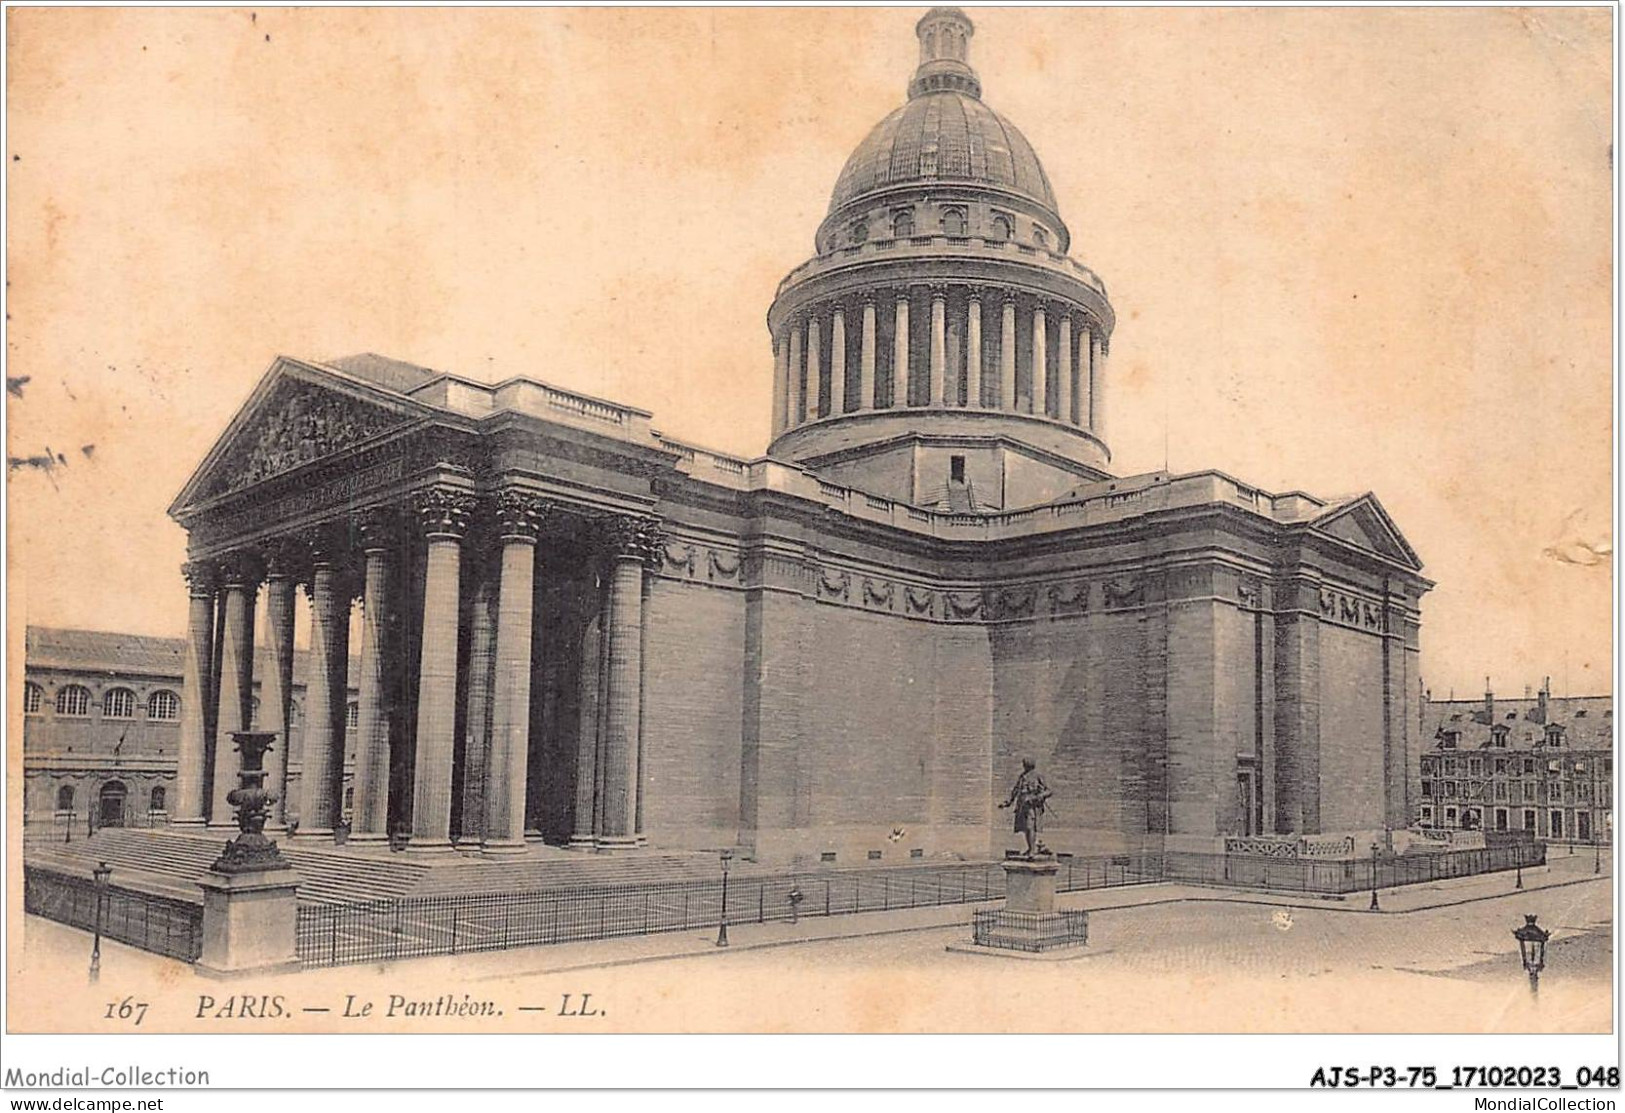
[219,550,266,590]
[181,559,219,596]
[414,486,477,541]
[602,513,662,566]
[494,489,549,543]
[260,536,310,580]
[355,507,404,553]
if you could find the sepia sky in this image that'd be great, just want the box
[5,6,1614,699]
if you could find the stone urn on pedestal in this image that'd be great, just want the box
[196,731,303,977]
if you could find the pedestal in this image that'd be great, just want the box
[196,868,302,978]
[947,858,1091,960]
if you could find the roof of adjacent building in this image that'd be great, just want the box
[1422,691,1614,753]
[25,626,357,689]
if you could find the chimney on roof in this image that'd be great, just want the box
[1484,678,1494,725]
[1538,676,1550,725]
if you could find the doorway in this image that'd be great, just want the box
[97,781,127,828]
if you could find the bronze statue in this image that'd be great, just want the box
[999,758,1052,858]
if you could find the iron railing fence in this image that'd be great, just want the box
[1162,841,1545,893]
[972,908,1091,952]
[22,864,202,963]
[296,853,1165,968]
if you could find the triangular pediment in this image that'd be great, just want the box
[170,356,436,516]
[1310,493,1422,571]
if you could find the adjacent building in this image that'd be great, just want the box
[1418,680,1613,841]
[22,626,360,832]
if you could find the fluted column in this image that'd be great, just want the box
[787,324,804,430]
[350,512,397,842]
[568,610,603,850]
[458,543,498,847]
[966,295,983,407]
[173,560,217,826]
[1090,328,1106,433]
[598,515,659,849]
[859,300,877,409]
[806,315,823,421]
[409,487,474,852]
[829,307,847,416]
[484,491,546,854]
[770,333,789,439]
[294,537,350,840]
[1000,296,1017,411]
[1032,305,1048,417]
[209,552,261,828]
[261,543,300,832]
[1057,315,1074,426]
[893,294,911,407]
[928,288,948,406]
[1077,323,1095,429]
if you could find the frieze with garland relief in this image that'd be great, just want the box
[1317,588,1386,633]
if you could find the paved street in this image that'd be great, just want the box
[13,853,1611,1034]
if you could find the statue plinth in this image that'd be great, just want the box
[197,731,301,977]
[947,858,1089,960]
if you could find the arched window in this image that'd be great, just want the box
[250,696,260,728]
[148,690,180,721]
[892,210,915,239]
[56,684,91,717]
[346,702,360,730]
[104,687,137,719]
[56,785,75,811]
[991,213,1013,241]
[1032,226,1049,249]
[941,208,966,237]
[149,786,167,812]
[23,682,43,715]
[850,221,868,246]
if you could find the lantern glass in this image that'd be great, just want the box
[1513,915,1549,974]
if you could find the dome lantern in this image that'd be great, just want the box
[909,7,981,100]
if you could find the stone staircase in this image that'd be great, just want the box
[25,828,430,906]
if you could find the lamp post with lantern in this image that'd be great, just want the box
[716,849,733,947]
[1513,914,1550,996]
[1368,842,1381,912]
[89,860,111,982]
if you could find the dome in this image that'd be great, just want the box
[828,91,1059,219]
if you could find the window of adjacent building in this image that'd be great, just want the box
[941,208,966,237]
[1494,782,1507,800]
[1445,807,1458,825]
[1575,709,1588,718]
[1494,758,1507,775]
[1550,810,1564,838]
[1605,758,1613,775]
[892,210,915,239]
[56,786,75,811]
[148,690,180,721]
[1469,758,1482,776]
[1522,808,1536,830]
[104,688,136,719]
[149,786,166,812]
[1419,806,1433,824]
[991,213,1013,241]
[1444,781,1457,797]
[56,684,91,717]
[346,702,360,730]
[1575,760,1587,773]
[1444,759,1457,775]
[1420,780,1433,798]
[1546,725,1563,746]
[23,681,43,715]
[1547,758,1561,774]
[1523,758,1535,774]
[1578,782,1592,801]
[1548,783,1562,802]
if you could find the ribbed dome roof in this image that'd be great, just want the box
[828,90,1059,217]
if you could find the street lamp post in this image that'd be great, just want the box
[1513,914,1550,997]
[716,849,733,948]
[89,860,111,982]
[1368,842,1381,912]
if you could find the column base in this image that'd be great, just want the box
[406,838,457,855]
[594,835,639,853]
[290,828,335,842]
[566,835,597,852]
[347,831,389,844]
[481,839,529,857]
[170,817,208,829]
